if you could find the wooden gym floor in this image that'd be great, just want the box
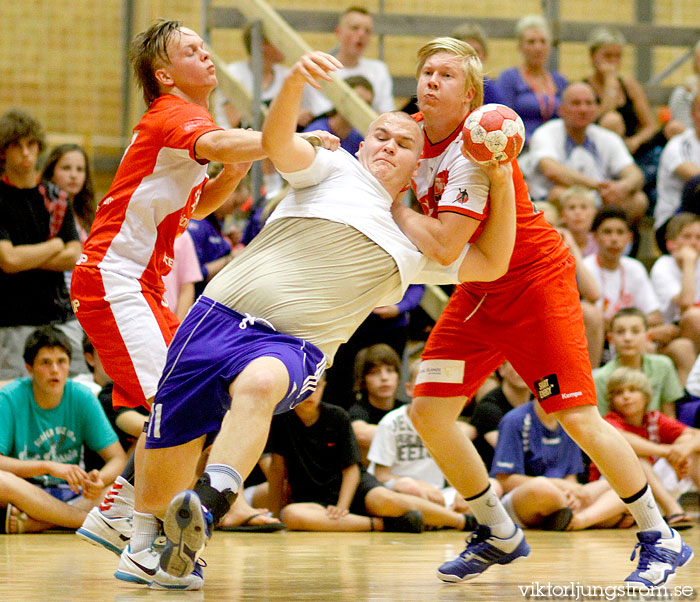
[1,525,699,601]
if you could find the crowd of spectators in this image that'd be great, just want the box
[2,7,700,540]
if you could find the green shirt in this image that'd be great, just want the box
[593,354,684,416]
[0,377,118,486]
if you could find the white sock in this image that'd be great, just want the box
[205,464,243,494]
[624,485,672,538]
[130,511,160,553]
[466,484,516,540]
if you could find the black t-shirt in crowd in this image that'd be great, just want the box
[267,403,362,507]
[348,396,402,426]
[0,181,79,326]
[470,388,532,470]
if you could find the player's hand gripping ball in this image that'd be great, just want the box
[462,104,525,165]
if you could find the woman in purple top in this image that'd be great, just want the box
[497,15,568,144]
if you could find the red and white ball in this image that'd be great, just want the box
[461,103,525,165]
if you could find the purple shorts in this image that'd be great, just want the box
[145,296,326,450]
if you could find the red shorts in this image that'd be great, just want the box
[414,255,596,413]
[71,266,179,410]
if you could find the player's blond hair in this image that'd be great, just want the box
[415,37,484,111]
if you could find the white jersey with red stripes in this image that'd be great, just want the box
[78,94,221,294]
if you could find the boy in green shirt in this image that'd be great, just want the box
[594,307,684,417]
[0,326,125,532]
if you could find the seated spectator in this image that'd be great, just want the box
[162,229,202,322]
[654,93,700,250]
[539,195,604,367]
[80,334,148,458]
[594,308,684,418]
[266,376,473,532]
[491,399,630,531]
[470,361,533,471]
[668,40,700,131]
[598,367,699,529]
[313,6,394,116]
[324,285,425,409]
[214,22,322,129]
[497,14,567,146]
[0,109,87,379]
[303,75,373,156]
[527,82,647,222]
[348,344,405,463]
[188,168,249,298]
[557,186,598,258]
[679,353,700,427]
[583,207,696,380]
[0,326,125,533]
[650,213,700,350]
[41,143,95,243]
[368,360,467,509]
[583,27,684,206]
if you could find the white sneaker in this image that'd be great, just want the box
[76,477,134,555]
[115,543,204,590]
[626,529,694,588]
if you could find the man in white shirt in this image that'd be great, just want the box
[313,7,395,115]
[527,82,647,221]
[654,92,700,246]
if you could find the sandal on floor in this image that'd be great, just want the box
[665,513,695,531]
[4,504,28,534]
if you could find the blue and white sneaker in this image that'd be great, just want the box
[77,506,131,555]
[160,490,213,578]
[437,524,530,583]
[115,542,204,590]
[625,529,694,588]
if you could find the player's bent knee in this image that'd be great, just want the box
[230,357,290,404]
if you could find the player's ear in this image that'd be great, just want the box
[155,66,174,88]
[355,141,364,159]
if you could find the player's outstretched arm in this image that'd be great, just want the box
[262,51,342,174]
[195,128,266,165]
[457,161,516,282]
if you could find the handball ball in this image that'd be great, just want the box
[462,104,525,165]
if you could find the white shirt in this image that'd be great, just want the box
[650,253,700,323]
[271,148,466,299]
[213,61,326,129]
[314,57,395,115]
[655,128,700,229]
[583,254,661,320]
[367,404,446,489]
[527,119,635,202]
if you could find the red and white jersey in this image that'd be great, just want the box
[411,112,569,289]
[80,94,221,294]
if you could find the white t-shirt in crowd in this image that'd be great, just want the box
[527,119,634,202]
[583,254,661,320]
[313,57,395,115]
[654,128,700,229]
[650,254,700,323]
